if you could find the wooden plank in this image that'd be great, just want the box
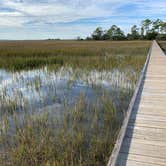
[130,114,166,122]
[116,159,160,166]
[140,98,166,103]
[120,141,166,159]
[125,126,166,142]
[136,100,166,107]
[141,92,166,97]
[136,103,166,110]
[118,153,166,166]
[120,136,166,158]
[142,89,166,93]
[123,137,166,147]
[129,119,166,129]
[145,77,166,81]
[143,83,166,87]
[142,87,166,91]
[133,110,166,117]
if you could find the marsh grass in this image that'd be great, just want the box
[0,41,150,71]
[0,41,150,165]
[0,93,125,166]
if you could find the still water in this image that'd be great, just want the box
[0,66,137,114]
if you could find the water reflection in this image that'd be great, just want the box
[0,66,137,113]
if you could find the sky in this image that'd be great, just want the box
[0,0,165,40]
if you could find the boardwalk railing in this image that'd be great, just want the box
[107,41,154,166]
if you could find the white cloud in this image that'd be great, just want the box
[0,0,165,38]
[0,0,165,27]
[0,11,23,17]
[0,17,24,27]
[0,0,114,26]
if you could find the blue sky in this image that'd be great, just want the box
[0,0,165,39]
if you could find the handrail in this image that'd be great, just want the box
[107,40,154,166]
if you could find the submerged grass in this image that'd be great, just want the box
[0,92,130,166]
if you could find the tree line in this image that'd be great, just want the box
[82,19,166,41]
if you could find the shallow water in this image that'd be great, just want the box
[0,66,137,114]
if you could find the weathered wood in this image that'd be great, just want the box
[126,126,166,142]
[116,159,160,166]
[132,107,166,117]
[123,137,166,147]
[120,142,166,159]
[130,114,166,122]
[128,120,166,129]
[107,40,166,166]
[118,153,166,166]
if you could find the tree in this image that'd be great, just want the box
[146,31,158,40]
[115,27,126,40]
[102,30,110,40]
[141,19,152,35]
[92,27,104,40]
[86,36,92,40]
[76,36,83,41]
[130,25,140,39]
[160,22,166,34]
[107,25,125,40]
[152,19,163,33]
[140,26,145,39]
[107,25,118,40]
[156,34,166,40]
[89,19,165,41]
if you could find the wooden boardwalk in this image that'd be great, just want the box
[108,41,166,166]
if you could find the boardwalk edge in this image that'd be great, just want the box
[107,40,154,166]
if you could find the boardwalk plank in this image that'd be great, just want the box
[126,126,166,142]
[129,119,166,129]
[130,114,166,122]
[116,159,159,166]
[118,153,166,166]
[120,142,166,159]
